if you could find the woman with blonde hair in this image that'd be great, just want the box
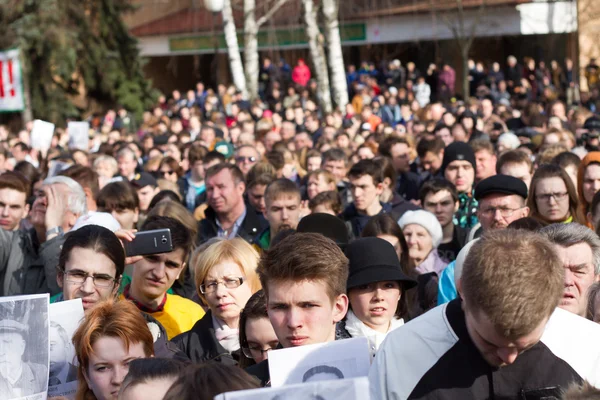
[73,300,154,400]
[172,238,261,364]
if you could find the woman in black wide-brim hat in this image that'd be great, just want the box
[338,237,417,356]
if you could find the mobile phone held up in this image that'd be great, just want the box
[125,229,173,257]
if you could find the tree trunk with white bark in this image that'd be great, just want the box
[322,0,348,113]
[222,0,247,98]
[302,0,332,113]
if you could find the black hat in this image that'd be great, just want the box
[345,237,417,290]
[440,142,476,175]
[584,116,600,134]
[154,135,169,146]
[130,172,158,188]
[474,174,528,201]
[297,213,349,247]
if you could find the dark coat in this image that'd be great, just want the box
[389,192,420,220]
[341,202,394,238]
[171,311,237,365]
[197,203,267,245]
[396,171,420,202]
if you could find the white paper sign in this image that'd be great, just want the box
[0,49,24,112]
[30,120,55,151]
[215,376,370,400]
[67,122,90,151]
[0,294,49,400]
[48,299,84,400]
[268,337,371,388]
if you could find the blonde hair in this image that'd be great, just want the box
[193,238,261,306]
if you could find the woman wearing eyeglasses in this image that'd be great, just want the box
[159,156,183,183]
[54,225,124,313]
[172,237,261,364]
[238,290,279,369]
[528,164,583,226]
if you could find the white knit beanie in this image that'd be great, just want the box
[398,210,443,248]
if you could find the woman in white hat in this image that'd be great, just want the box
[398,210,447,276]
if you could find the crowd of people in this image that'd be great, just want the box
[0,53,600,399]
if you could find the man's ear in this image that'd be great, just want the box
[332,293,349,323]
[376,182,384,196]
[176,263,186,280]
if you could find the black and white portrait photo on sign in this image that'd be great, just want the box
[48,299,85,399]
[268,337,371,388]
[0,294,49,400]
[215,376,370,400]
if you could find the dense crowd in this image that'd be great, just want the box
[0,53,600,399]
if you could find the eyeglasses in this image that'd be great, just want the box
[62,270,117,288]
[199,277,244,294]
[162,170,175,175]
[235,156,257,164]
[242,344,278,359]
[535,192,568,202]
[479,207,523,217]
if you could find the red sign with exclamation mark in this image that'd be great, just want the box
[7,59,15,97]
[0,61,4,98]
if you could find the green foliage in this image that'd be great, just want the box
[0,0,158,126]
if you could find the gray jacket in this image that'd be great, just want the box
[0,228,65,296]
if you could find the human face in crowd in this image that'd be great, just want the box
[423,190,458,228]
[131,248,186,305]
[554,243,599,317]
[435,127,453,146]
[583,164,600,204]
[357,146,376,160]
[0,332,25,378]
[206,169,245,216]
[244,317,280,364]
[117,153,137,179]
[267,279,348,348]
[59,247,119,312]
[478,194,528,231]
[111,208,139,230]
[294,133,313,151]
[0,188,29,231]
[463,304,547,368]
[49,325,68,377]
[306,156,322,173]
[444,160,475,193]
[31,183,78,232]
[265,194,301,235]
[475,150,497,182]
[403,224,434,266]
[535,177,570,222]
[263,131,282,152]
[84,337,147,400]
[349,174,383,214]
[203,261,253,328]
[420,151,443,175]
[160,165,178,183]
[190,160,205,182]
[136,185,159,213]
[378,234,403,260]
[307,173,335,200]
[235,147,259,177]
[323,159,347,184]
[499,162,532,189]
[348,281,401,333]
[247,184,267,214]
[389,143,411,173]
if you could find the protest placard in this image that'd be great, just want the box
[30,120,55,152]
[48,299,85,400]
[0,294,49,400]
[67,122,90,151]
[216,376,370,400]
[268,337,370,388]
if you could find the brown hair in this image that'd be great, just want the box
[264,178,301,207]
[73,300,154,400]
[527,163,582,225]
[59,165,100,200]
[496,149,532,173]
[461,229,564,339]
[308,190,342,215]
[470,138,495,155]
[147,200,198,240]
[257,232,349,302]
[205,163,244,184]
[238,290,268,369]
[0,171,30,195]
[561,380,600,400]
[188,143,209,165]
[97,181,139,212]
[159,156,183,178]
[162,362,260,400]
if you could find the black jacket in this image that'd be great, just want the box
[197,203,267,245]
[341,202,394,238]
[389,192,420,219]
[396,171,420,202]
[171,311,237,365]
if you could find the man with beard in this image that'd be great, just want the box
[255,179,301,250]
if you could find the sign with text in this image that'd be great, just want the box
[0,49,24,112]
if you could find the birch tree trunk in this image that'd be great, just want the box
[302,0,332,113]
[322,0,348,113]
[244,0,260,101]
[222,0,247,98]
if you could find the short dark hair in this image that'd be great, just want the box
[470,138,495,155]
[188,144,209,165]
[59,165,100,200]
[348,159,383,185]
[0,171,30,195]
[264,178,301,206]
[203,151,226,165]
[97,181,139,212]
[121,358,189,394]
[551,151,581,170]
[379,136,410,158]
[419,179,459,204]
[204,163,244,185]
[322,148,348,166]
[496,150,532,173]
[247,172,275,190]
[238,290,268,369]
[416,137,445,158]
[141,216,193,257]
[373,157,397,187]
[308,191,342,215]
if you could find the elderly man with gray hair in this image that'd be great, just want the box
[0,175,86,296]
[540,223,600,318]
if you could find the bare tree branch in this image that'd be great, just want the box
[257,0,289,27]
[465,0,485,50]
